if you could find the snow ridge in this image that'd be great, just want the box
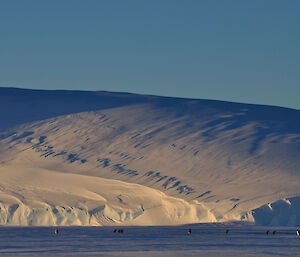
[0,166,215,226]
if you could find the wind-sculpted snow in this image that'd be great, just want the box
[246,197,300,226]
[0,88,299,226]
[0,166,215,226]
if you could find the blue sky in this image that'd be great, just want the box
[0,0,299,109]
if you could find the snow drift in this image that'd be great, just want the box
[0,166,215,226]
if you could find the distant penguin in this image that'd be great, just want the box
[188,228,192,235]
[296,230,300,236]
[225,229,229,234]
[266,230,269,235]
[54,228,59,235]
[113,229,117,233]
[273,230,276,235]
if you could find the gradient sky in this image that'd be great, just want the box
[0,0,299,110]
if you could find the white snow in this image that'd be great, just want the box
[0,165,215,226]
[0,88,299,226]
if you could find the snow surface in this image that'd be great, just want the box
[0,166,214,226]
[0,224,300,256]
[0,88,299,226]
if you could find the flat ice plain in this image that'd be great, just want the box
[0,224,299,257]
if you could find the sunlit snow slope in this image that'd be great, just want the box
[0,87,299,226]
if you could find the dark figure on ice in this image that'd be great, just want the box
[113,229,117,233]
[188,228,192,234]
[266,230,269,235]
[225,229,229,234]
[272,230,277,235]
[54,228,59,235]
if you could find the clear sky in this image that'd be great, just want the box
[0,0,299,110]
